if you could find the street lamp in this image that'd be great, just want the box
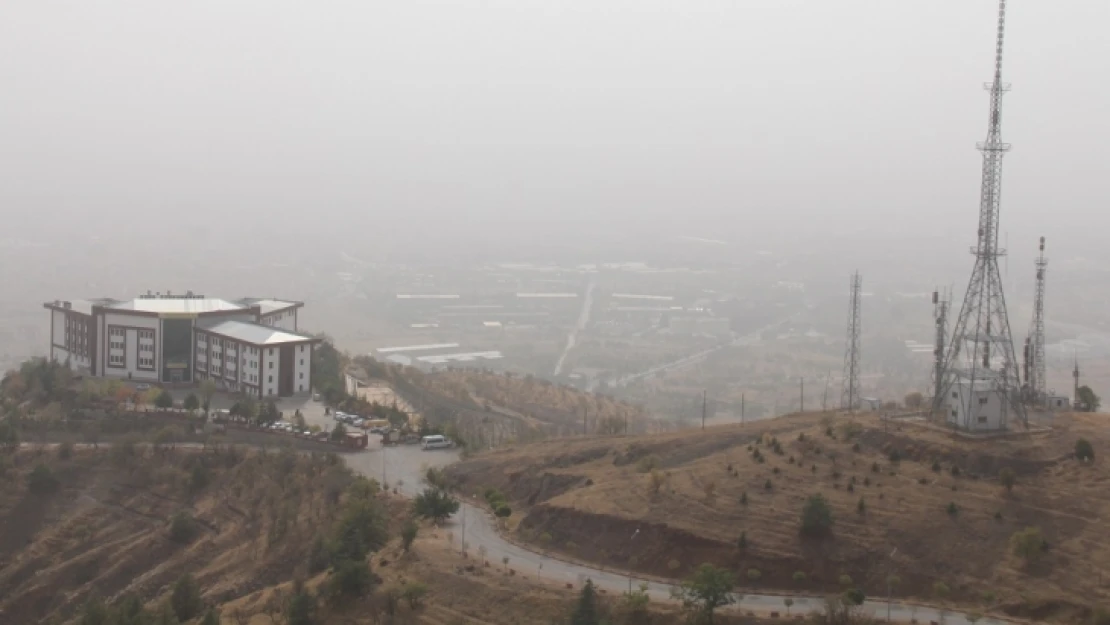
[887,547,898,623]
[629,528,641,594]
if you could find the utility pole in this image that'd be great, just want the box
[583,406,588,436]
[800,377,804,413]
[701,390,707,430]
[741,394,745,425]
[822,370,831,411]
[461,503,467,556]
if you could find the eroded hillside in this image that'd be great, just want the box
[447,412,1110,624]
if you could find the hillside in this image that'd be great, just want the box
[446,411,1110,624]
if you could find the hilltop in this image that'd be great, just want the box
[447,411,1110,624]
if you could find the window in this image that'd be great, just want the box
[951,409,958,417]
[300,345,304,352]
[269,362,273,370]
[268,375,273,383]
[299,372,303,379]
[300,359,303,365]
[977,416,988,423]
[951,392,958,399]
[978,397,988,405]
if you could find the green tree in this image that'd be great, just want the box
[571,578,600,625]
[1076,438,1095,462]
[259,400,280,424]
[27,464,59,494]
[413,488,460,525]
[784,597,794,616]
[0,418,19,452]
[330,422,348,442]
[155,390,175,410]
[326,558,374,602]
[999,467,1016,492]
[198,379,217,417]
[800,494,834,536]
[401,518,418,552]
[170,573,203,622]
[670,563,737,625]
[1077,385,1100,411]
[1010,526,1046,565]
[287,579,316,625]
[169,511,199,544]
[201,608,220,625]
[183,393,200,413]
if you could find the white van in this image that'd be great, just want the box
[420,435,452,450]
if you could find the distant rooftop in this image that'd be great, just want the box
[236,297,302,315]
[108,297,245,314]
[197,319,316,345]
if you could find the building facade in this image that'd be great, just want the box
[45,292,315,397]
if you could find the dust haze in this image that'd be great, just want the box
[2,0,1108,409]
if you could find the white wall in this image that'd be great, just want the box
[51,310,65,346]
[103,312,159,382]
[261,309,298,331]
[262,346,279,398]
[294,343,311,394]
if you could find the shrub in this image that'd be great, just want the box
[401,581,428,609]
[999,467,1016,492]
[863,477,870,486]
[170,511,199,544]
[888,449,901,463]
[648,469,665,496]
[950,465,961,477]
[27,464,59,494]
[1076,438,1095,462]
[747,568,761,581]
[793,571,807,583]
[703,479,717,500]
[871,462,880,473]
[287,579,317,625]
[58,440,74,460]
[495,505,512,518]
[740,491,748,506]
[932,461,942,472]
[842,587,865,606]
[800,494,834,537]
[847,483,854,493]
[188,463,211,495]
[737,532,747,550]
[764,479,773,491]
[636,455,660,473]
[401,519,418,552]
[857,497,866,515]
[667,559,681,571]
[1010,526,1046,564]
[946,502,959,517]
[413,488,459,524]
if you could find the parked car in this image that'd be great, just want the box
[420,435,453,450]
[135,383,151,391]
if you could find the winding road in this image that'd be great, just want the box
[344,443,1009,625]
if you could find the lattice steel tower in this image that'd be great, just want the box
[1024,237,1047,405]
[841,271,862,412]
[934,0,1027,429]
[932,289,950,406]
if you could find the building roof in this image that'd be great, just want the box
[236,297,302,315]
[106,297,246,314]
[44,298,120,315]
[197,319,316,345]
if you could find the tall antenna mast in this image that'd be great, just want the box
[932,288,950,411]
[1026,237,1048,406]
[841,271,862,412]
[933,0,1027,430]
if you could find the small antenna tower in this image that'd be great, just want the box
[933,0,1027,430]
[932,288,950,413]
[841,271,862,412]
[1026,236,1048,406]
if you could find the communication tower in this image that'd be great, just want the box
[1024,237,1047,405]
[932,289,950,409]
[841,271,862,412]
[933,0,1028,430]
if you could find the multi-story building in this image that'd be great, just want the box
[44,291,316,397]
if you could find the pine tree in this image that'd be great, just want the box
[570,578,600,625]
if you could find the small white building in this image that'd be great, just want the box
[44,291,315,397]
[1045,395,1070,411]
[945,380,1005,431]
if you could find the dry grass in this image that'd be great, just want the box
[448,411,1110,623]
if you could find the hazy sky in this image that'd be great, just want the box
[2,1,1108,261]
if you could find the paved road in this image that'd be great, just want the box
[553,278,596,377]
[343,445,1010,625]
